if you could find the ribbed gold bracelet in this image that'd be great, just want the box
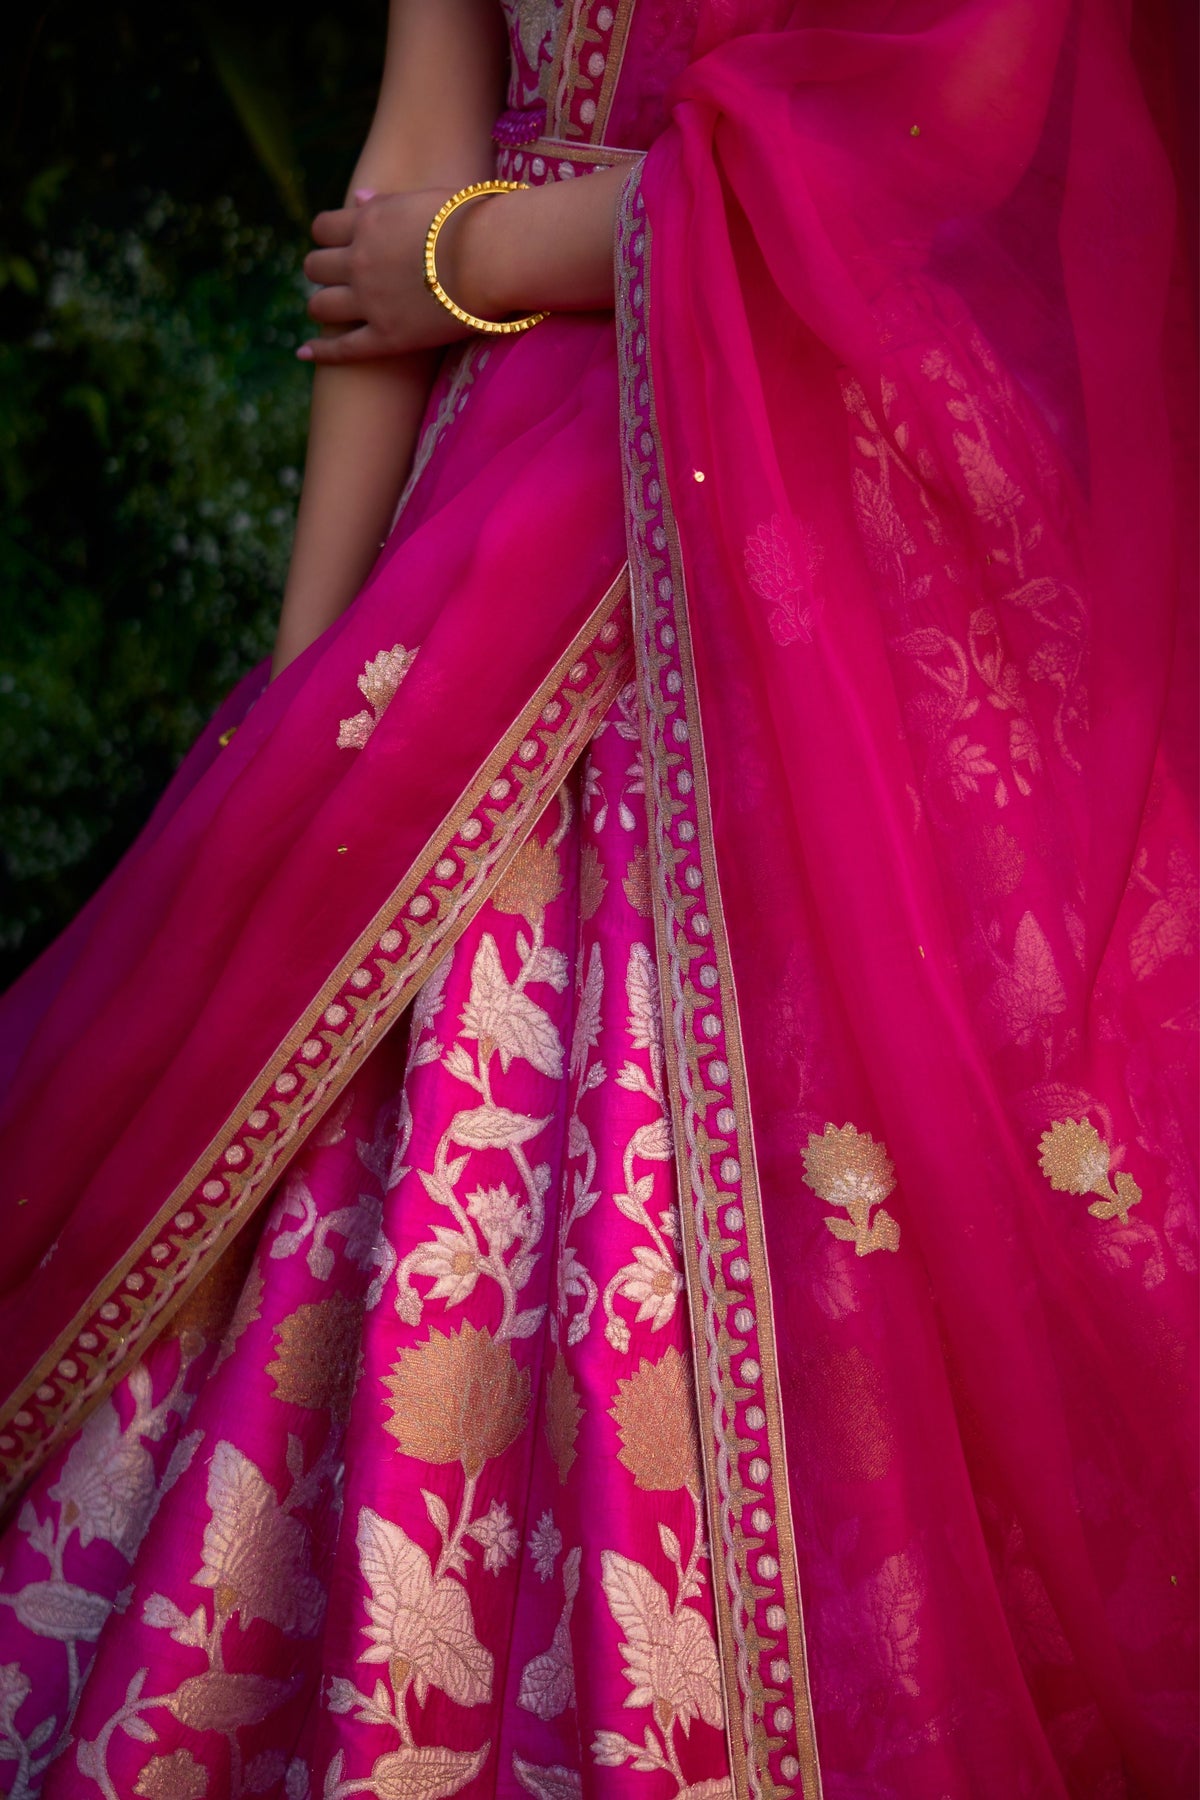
[424,181,549,336]
[424,182,550,338]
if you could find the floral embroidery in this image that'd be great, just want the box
[381,1324,529,1478]
[1128,842,1198,982]
[985,910,1067,1052]
[133,1748,209,1798]
[518,1545,581,1720]
[802,1123,901,1256]
[73,1433,324,1786]
[0,1356,204,1791]
[744,512,823,647]
[337,643,419,750]
[544,1353,583,1485]
[602,944,678,1350]
[592,1354,724,1789]
[528,1510,562,1582]
[610,1348,701,1496]
[266,1292,364,1421]
[1037,1119,1143,1224]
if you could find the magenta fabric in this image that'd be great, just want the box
[0,0,1196,1795]
[0,316,628,1402]
[0,703,734,1798]
[625,0,1197,1791]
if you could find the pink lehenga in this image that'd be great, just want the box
[0,3,1196,1798]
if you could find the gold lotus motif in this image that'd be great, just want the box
[610,1347,701,1495]
[381,1323,529,1478]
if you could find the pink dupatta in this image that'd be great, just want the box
[619,0,1196,1790]
[0,1,1195,1791]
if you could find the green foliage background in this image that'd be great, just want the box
[0,1,387,987]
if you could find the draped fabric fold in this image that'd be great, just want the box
[0,322,632,1495]
[618,0,1196,1791]
[0,1,1195,1794]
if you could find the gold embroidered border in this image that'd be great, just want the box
[547,0,637,145]
[495,137,643,186]
[616,175,823,1800]
[0,573,633,1509]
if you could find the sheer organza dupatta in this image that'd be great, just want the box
[0,320,631,1500]
[622,0,1196,1790]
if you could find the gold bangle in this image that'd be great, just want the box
[423,181,550,336]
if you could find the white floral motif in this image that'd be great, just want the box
[591,1485,726,1794]
[467,1501,520,1575]
[517,1547,581,1721]
[0,1351,204,1793]
[357,1507,492,1708]
[528,1511,563,1582]
[744,512,823,646]
[603,945,678,1351]
[393,829,569,1339]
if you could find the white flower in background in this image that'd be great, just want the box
[469,1501,520,1574]
[528,1511,563,1583]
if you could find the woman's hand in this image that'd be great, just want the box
[301,188,476,360]
[298,165,629,367]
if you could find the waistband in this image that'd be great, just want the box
[494,135,644,187]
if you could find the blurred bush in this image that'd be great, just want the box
[0,0,386,986]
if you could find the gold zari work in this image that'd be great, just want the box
[381,1323,530,1477]
[802,1122,901,1255]
[1037,1118,1143,1224]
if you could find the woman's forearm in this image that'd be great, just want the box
[269,354,434,680]
[451,165,628,319]
[271,0,506,679]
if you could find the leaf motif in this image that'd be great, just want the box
[517,1622,575,1720]
[195,1442,325,1635]
[1130,882,1197,981]
[600,1551,722,1728]
[363,1744,490,1800]
[570,942,605,1078]
[167,1671,293,1731]
[13,1580,112,1642]
[629,1120,671,1163]
[625,943,662,1056]
[987,911,1066,1047]
[449,1106,552,1151]
[460,935,564,1077]
[512,1759,583,1800]
[422,1489,451,1541]
[356,1507,493,1707]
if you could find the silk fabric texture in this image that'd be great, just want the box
[0,1,1196,1795]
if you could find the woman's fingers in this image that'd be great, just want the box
[310,206,356,247]
[297,325,390,365]
[305,285,364,326]
[303,247,351,286]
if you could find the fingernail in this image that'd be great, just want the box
[296,344,315,361]
[353,187,376,203]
